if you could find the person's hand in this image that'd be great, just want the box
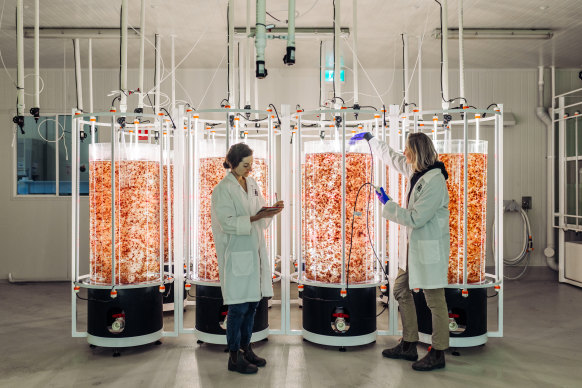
[375,186,391,205]
[349,132,373,145]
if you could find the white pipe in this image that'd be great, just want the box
[171,35,176,112]
[74,39,83,112]
[238,42,244,109]
[352,0,359,105]
[16,0,24,116]
[320,41,324,108]
[138,0,146,109]
[441,0,450,108]
[255,0,267,78]
[334,0,341,104]
[403,33,409,111]
[536,66,558,271]
[88,39,94,113]
[228,0,235,106]
[458,0,465,106]
[285,0,296,65]
[120,0,128,112]
[418,35,422,114]
[245,0,251,107]
[155,34,161,115]
[33,0,39,109]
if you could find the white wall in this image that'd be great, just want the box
[1,67,580,280]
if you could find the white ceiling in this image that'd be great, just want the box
[0,0,581,71]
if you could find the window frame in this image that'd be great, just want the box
[12,113,82,199]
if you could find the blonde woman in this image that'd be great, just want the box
[351,131,450,371]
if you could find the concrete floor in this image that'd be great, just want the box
[0,267,580,388]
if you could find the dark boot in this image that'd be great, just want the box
[241,343,266,367]
[228,350,258,374]
[412,348,446,371]
[382,339,418,361]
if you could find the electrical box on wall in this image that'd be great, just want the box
[522,196,532,210]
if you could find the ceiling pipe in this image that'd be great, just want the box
[228,0,235,106]
[458,0,466,107]
[352,0,359,107]
[13,0,25,133]
[283,0,296,65]
[73,38,83,113]
[120,0,128,113]
[418,35,422,116]
[333,0,341,106]
[245,0,251,108]
[441,0,450,109]
[536,65,558,271]
[154,34,161,116]
[88,39,93,113]
[403,33,409,113]
[255,0,267,78]
[238,42,244,110]
[171,35,176,112]
[138,0,146,111]
[31,0,40,121]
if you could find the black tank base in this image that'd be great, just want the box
[302,285,377,347]
[194,284,269,345]
[413,287,488,348]
[87,285,163,348]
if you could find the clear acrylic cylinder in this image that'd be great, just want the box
[89,142,162,285]
[435,140,488,284]
[194,138,268,282]
[301,139,376,284]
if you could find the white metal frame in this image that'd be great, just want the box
[554,89,582,287]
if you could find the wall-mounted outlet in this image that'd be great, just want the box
[522,196,532,210]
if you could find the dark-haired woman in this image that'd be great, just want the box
[211,142,283,374]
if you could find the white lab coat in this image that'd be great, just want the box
[369,137,450,289]
[211,173,274,305]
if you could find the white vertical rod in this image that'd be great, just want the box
[418,36,422,114]
[155,34,161,116]
[441,0,450,108]
[280,104,291,333]
[340,112,346,285]
[403,33,409,111]
[463,113,468,285]
[334,0,341,104]
[458,0,465,106]
[286,0,296,64]
[34,0,40,109]
[352,0,359,105]
[245,0,251,107]
[138,0,146,109]
[254,47,259,119]
[74,39,84,112]
[228,0,235,107]
[120,0,128,112]
[88,39,94,113]
[16,0,24,116]
[238,42,244,110]
[171,35,176,112]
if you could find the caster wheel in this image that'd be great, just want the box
[197,340,204,345]
[113,350,121,357]
[262,338,268,342]
[452,350,461,357]
[155,340,162,345]
[224,347,229,353]
[339,347,346,352]
[89,344,96,349]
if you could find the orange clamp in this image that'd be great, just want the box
[159,285,166,293]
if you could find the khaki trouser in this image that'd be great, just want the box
[393,268,449,350]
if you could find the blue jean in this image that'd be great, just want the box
[226,301,259,351]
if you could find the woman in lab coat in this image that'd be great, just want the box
[211,142,283,375]
[351,131,450,371]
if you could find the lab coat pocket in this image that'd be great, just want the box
[418,240,440,264]
[230,251,254,277]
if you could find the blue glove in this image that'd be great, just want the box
[375,186,390,204]
[349,132,373,145]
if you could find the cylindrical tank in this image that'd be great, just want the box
[87,141,163,346]
[191,136,270,344]
[435,140,488,284]
[299,137,379,346]
[89,142,162,285]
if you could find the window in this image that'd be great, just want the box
[15,114,96,196]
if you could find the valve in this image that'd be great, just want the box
[110,289,118,299]
[12,115,25,134]
[256,60,268,79]
[159,284,166,293]
[185,283,192,291]
[74,285,80,293]
[340,288,347,298]
[331,307,350,333]
[30,107,40,122]
[461,289,469,298]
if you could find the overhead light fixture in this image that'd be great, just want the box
[23,27,141,39]
[432,28,553,40]
[234,27,350,39]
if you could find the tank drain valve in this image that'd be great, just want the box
[159,284,166,293]
[110,289,118,299]
[461,289,469,298]
[340,289,347,298]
